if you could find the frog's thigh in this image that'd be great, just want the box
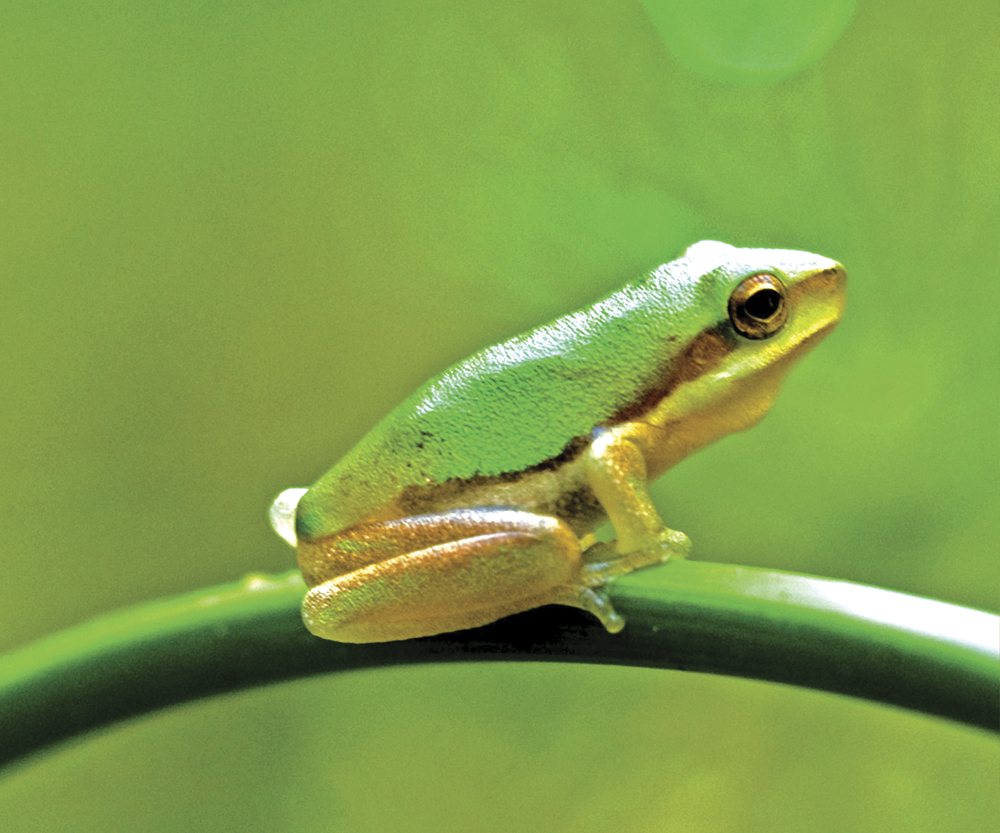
[299,506,570,585]
[301,508,610,643]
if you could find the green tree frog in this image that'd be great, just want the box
[270,240,846,643]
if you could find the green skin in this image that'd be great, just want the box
[276,240,847,642]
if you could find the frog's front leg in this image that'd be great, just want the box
[297,507,623,643]
[581,424,691,582]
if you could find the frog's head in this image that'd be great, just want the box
[640,240,847,458]
[683,238,845,351]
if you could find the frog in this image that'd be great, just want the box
[269,240,846,643]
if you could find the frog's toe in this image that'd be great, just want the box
[656,528,692,560]
[554,585,624,633]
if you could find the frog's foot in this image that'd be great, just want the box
[580,528,691,586]
[550,585,624,634]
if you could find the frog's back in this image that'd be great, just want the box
[295,265,714,540]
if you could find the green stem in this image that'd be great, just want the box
[0,561,996,771]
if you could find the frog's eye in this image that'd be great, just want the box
[728,273,788,339]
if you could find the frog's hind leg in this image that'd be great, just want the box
[300,507,604,643]
[578,531,690,587]
[297,507,560,586]
[548,585,624,634]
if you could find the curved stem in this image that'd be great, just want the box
[0,561,996,771]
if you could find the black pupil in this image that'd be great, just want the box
[745,288,781,320]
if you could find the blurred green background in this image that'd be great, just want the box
[1,1,997,830]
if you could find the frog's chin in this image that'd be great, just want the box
[269,488,309,546]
